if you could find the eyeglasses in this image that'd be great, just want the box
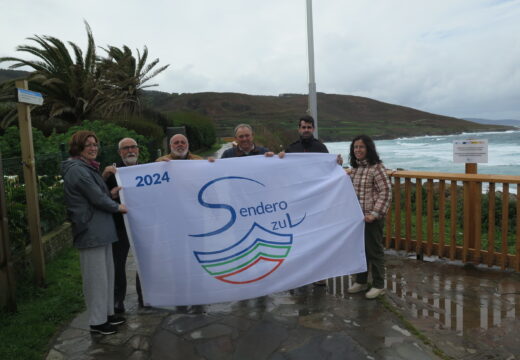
[120,145,139,151]
[84,143,99,148]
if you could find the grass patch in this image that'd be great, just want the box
[0,247,84,360]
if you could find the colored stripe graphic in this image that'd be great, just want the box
[193,222,293,284]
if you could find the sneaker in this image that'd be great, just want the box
[365,287,385,299]
[107,315,126,326]
[347,282,368,293]
[90,322,117,335]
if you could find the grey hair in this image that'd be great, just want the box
[234,124,253,136]
[118,137,137,149]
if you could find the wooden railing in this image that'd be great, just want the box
[385,171,520,271]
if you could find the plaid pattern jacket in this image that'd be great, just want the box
[349,160,392,219]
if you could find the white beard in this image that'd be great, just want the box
[172,149,188,158]
[123,155,138,166]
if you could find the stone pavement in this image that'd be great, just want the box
[46,252,520,360]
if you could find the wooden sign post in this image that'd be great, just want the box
[16,80,45,286]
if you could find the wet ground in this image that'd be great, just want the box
[46,252,520,359]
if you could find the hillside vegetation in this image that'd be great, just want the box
[143,91,514,141]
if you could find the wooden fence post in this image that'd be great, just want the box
[465,163,477,258]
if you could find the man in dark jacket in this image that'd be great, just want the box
[285,115,329,153]
[104,137,144,312]
[284,116,342,286]
[221,124,270,158]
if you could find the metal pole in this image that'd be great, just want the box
[0,150,17,311]
[306,0,318,138]
[16,80,45,286]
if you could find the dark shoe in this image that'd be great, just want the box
[90,322,117,335]
[107,315,126,326]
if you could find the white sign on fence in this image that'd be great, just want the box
[453,139,488,163]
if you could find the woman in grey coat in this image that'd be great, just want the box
[62,130,128,335]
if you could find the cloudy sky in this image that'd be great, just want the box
[1,0,519,120]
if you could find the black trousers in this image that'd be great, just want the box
[112,232,130,309]
[356,218,385,289]
[112,231,144,309]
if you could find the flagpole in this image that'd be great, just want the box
[306,0,318,138]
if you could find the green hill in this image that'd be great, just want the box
[143,91,513,141]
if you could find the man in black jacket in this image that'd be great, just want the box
[285,115,329,153]
[103,137,144,312]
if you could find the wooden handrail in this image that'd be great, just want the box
[387,170,520,183]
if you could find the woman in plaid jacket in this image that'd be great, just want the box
[346,135,392,299]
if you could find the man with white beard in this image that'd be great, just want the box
[156,134,202,161]
[103,137,144,312]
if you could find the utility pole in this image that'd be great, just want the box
[306,0,318,138]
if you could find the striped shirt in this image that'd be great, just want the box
[349,160,392,218]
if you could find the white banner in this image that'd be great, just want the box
[116,153,366,306]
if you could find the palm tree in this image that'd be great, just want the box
[100,45,169,116]
[0,22,109,123]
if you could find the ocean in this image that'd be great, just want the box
[326,130,520,176]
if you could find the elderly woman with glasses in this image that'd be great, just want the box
[61,130,128,335]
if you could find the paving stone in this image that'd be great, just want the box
[321,333,369,359]
[279,327,324,352]
[97,328,134,346]
[151,329,201,360]
[375,341,438,360]
[69,311,90,330]
[54,334,94,356]
[127,350,149,360]
[232,320,289,360]
[188,323,235,340]
[126,313,169,335]
[297,311,344,331]
[162,314,218,335]
[46,349,65,360]
[284,335,327,360]
[127,334,151,351]
[195,336,235,360]
[55,328,90,342]
[218,315,255,332]
[86,346,133,360]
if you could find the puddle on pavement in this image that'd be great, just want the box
[326,271,520,335]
